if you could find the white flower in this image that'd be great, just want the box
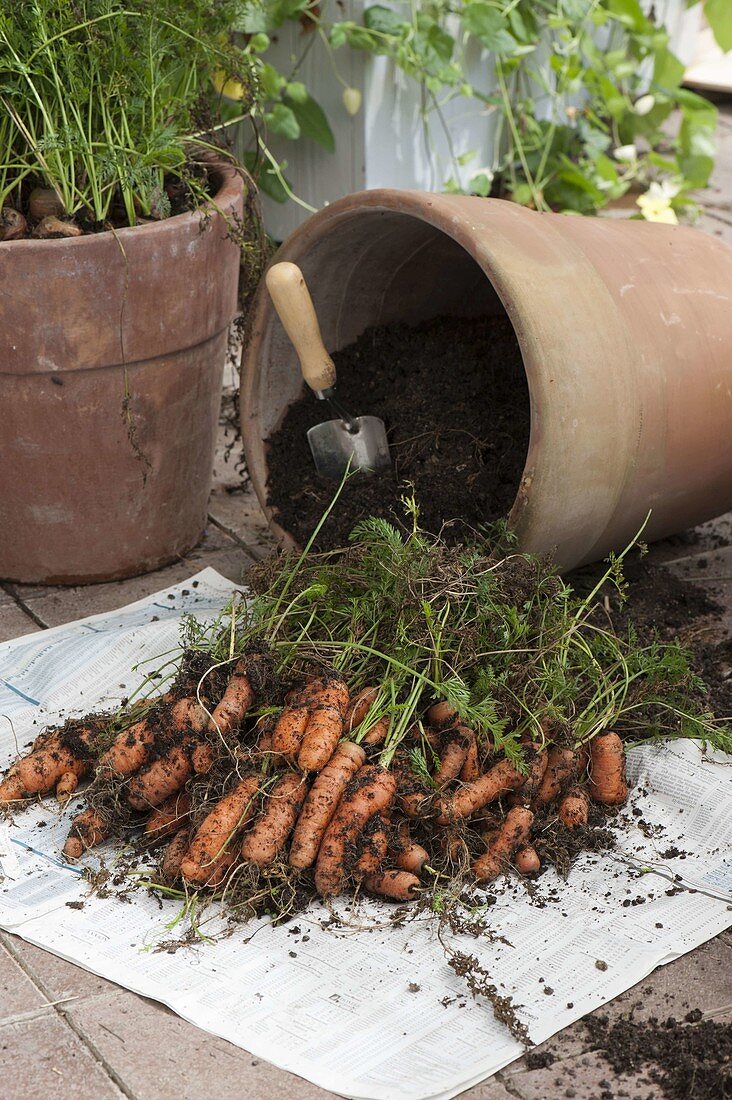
[342,88,362,116]
[634,94,656,116]
[613,144,637,163]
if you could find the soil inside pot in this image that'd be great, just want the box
[265,314,531,550]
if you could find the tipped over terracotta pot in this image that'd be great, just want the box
[241,189,732,570]
[0,166,244,584]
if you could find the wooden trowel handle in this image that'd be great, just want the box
[265,262,337,396]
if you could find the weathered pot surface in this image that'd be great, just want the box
[241,189,732,570]
[0,167,244,584]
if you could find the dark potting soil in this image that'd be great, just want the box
[265,315,530,550]
[584,1012,732,1100]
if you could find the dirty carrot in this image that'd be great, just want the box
[459,731,480,782]
[208,656,257,736]
[354,817,389,876]
[434,727,472,786]
[472,807,534,882]
[362,715,390,746]
[314,765,396,897]
[426,700,459,729]
[56,772,78,802]
[272,704,309,758]
[145,792,192,840]
[63,808,110,860]
[364,870,420,902]
[437,758,526,824]
[535,746,578,805]
[298,705,344,772]
[588,732,628,805]
[559,788,590,828]
[514,846,541,875]
[160,828,192,883]
[181,776,260,884]
[127,742,193,812]
[240,772,306,866]
[289,741,366,870]
[346,687,378,733]
[0,772,26,803]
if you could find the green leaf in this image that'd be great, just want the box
[284,93,335,153]
[462,3,517,55]
[654,47,685,92]
[705,0,732,52]
[606,0,649,33]
[364,5,406,35]
[265,103,300,140]
[242,152,289,203]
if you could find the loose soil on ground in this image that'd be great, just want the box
[265,314,530,549]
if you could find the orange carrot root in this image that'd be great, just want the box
[346,687,378,733]
[0,773,27,803]
[514,845,541,875]
[315,765,397,897]
[437,758,526,824]
[588,733,628,805]
[99,717,155,777]
[127,742,193,812]
[298,705,344,773]
[160,828,192,883]
[535,746,578,805]
[63,808,110,860]
[426,700,459,729]
[289,742,366,870]
[459,731,480,782]
[434,727,472,786]
[56,772,79,802]
[355,818,389,876]
[16,734,92,796]
[364,870,420,902]
[181,775,260,884]
[362,715,390,746]
[272,705,309,759]
[145,792,192,840]
[472,806,534,882]
[395,841,430,874]
[509,744,548,805]
[559,788,590,828]
[240,772,306,866]
[209,657,256,736]
[192,741,215,775]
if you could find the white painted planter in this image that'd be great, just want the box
[249,0,706,241]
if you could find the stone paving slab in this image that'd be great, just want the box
[0,940,47,1019]
[1,932,121,1004]
[0,603,39,645]
[0,1014,125,1100]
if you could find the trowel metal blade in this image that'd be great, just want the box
[307,415,391,480]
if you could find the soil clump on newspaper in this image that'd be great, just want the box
[265,314,530,550]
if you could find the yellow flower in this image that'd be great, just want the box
[212,68,247,102]
[637,182,679,225]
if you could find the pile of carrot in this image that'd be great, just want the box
[0,656,629,904]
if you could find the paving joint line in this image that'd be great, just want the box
[1,935,135,1100]
[496,1069,527,1098]
[206,512,272,561]
[0,583,50,630]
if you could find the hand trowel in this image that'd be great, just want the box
[265,261,391,480]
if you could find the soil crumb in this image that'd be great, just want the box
[585,1012,732,1100]
[265,315,530,549]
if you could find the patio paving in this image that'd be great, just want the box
[1,105,732,1100]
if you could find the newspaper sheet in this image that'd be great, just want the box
[0,568,730,1100]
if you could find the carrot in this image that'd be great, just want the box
[16,735,91,796]
[99,717,154,776]
[508,745,548,806]
[191,741,215,775]
[395,825,430,874]
[145,792,192,840]
[240,772,306,866]
[559,787,589,828]
[127,742,193,812]
[63,808,109,860]
[315,765,396,896]
[171,696,208,734]
[514,846,541,875]
[354,817,389,876]
[203,849,236,889]
[437,758,526,824]
[362,715,390,746]
[56,772,78,802]
[363,870,420,902]
[459,731,480,782]
[160,828,191,883]
[400,790,432,818]
[535,746,578,805]
[588,732,628,805]
[289,741,366,869]
[0,772,26,803]
[433,727,472,786]
[472,807,534,882]
[298,705,343,772]
[426,700,459,729]
[346,687,378,733]
[181,775,260,884]
[272,705,309,759]
[209,656,257,735]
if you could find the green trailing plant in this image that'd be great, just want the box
[0,0,261,226]
[237,0,724,221]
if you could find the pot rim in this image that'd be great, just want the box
[0,161,244,251]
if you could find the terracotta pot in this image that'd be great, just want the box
[241,189,732,570]
[0,167,243,583]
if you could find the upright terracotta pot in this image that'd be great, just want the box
[241,189,732,570]
[0,167,243,584]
